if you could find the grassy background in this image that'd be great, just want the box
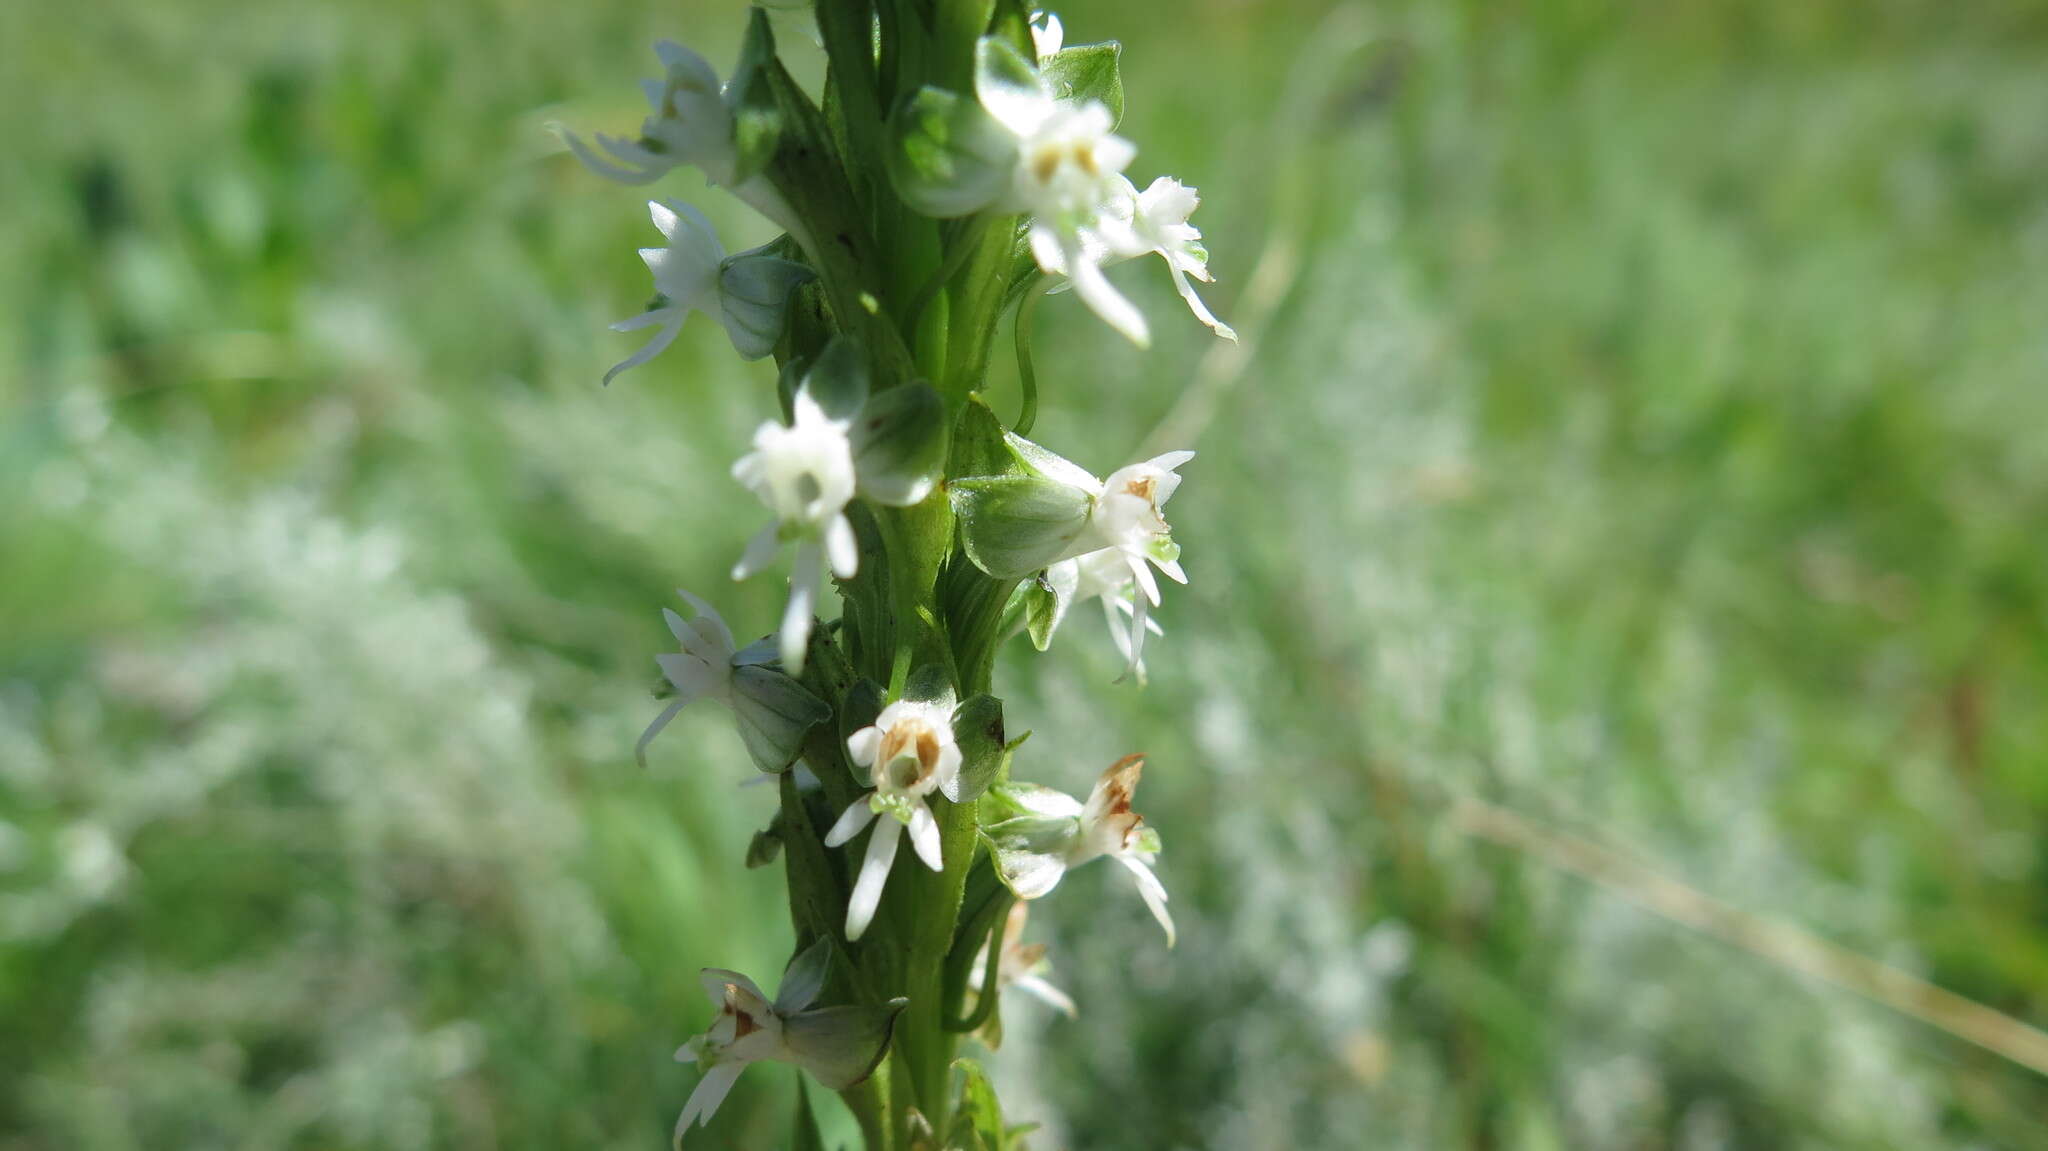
[4,0,2047,1147]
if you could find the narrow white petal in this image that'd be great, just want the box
[779,545,821,672]
[602,316,683,386]
[1128,554,1162,606]
[674,1061,746,1149]
[1013,975,1079,1018]
[562,128,664,184]
[1117,853,1176,947]
[610,305,681,333]
[1154,557,1188,586]
[846,726,881,766]
[825,514,859,579]
[731,522,781,581]
[824,799,878,847]
[1070,254,1149,346]
[846,817,903,941]
[648,199,681,239]
[635,699,686,767]
[907,803,943,872]
[1168,261,1237,340]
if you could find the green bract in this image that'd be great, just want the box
[1040,41,1125,125]
[889,86,1017,218]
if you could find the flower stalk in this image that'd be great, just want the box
[572,1,1231,1143]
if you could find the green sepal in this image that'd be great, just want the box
[853,382,948,506]
[717,246,814,361]
[888,85,1016,218]
[731,664,833,773]
[949,474,1093,579]
[987,0,1034,58]
[800,335,872,421]
[949,393,1015,478]
[1014,563,1073,651]
[903,662,955,704]
[950,693,1008,803]
[1041,41,1125,126]
[726,9,785,183]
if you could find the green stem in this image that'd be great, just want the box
[1012,275,1046,435]
[943,889,1012,1032]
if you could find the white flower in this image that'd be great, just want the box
[731,390,860,673]
[636,589,829,772]
[1112,176,1236,340]
[603,200,720,385]
[976,47,1148,345]
[1029,10,1064,60]
[968,901,1077,1020]
[605,201,814,384]
[987,755,1174,945]
[1044,546,1165,682]
[673,941,903,1148]
[563,41,798,231]
[1079,449,1192,604]
[825,697,965,940]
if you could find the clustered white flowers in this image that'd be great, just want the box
[571,7,1224,1145]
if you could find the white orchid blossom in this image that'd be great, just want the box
[731,390,860,672]
[968,901,1077,1019]
[604,200,810,384]
[1108,176,1236,340]
[563,40,798,232]
[826,697,965,941]
[987,755,1174,945]
[1008,437,1192,640]
[976,44,1149,345]
[673,941,902,1148]
[636,589,829,772]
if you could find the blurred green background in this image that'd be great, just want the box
[5,0,2047,1147]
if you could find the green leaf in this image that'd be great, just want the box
[947,1059,1008,1151]
[726,9,785,183]
[853,382,948,506]
[888,85,1016,218]
[1040,41,1124,126]
[1018,563,1073,651]
[949,475,1093,579]
[950,693,1007,803]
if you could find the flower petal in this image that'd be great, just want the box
[846,817,903,941]
[602,313,684,386]
[673,1060,745,1149]
[635,698,687,767]
[824,798,878,847]
[1116,853,1176,947]
[731,522,781,581]
[825,514,859,580]
[907,802,943,872]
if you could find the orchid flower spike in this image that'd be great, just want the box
[825,695,966,940]
[730,390,860,673]
[604,200,812,385]
[969,901,1078,1021]
[562,40,799,231]
[673,940,904,1148]
[636,589,830,773]
[986,755,1175,945]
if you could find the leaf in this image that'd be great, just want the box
[853,382,948,506]
[949,475,1093,579]
[947,1059,1008,1151]
[726,9,785,183]
[1040,42,1124,126]
[888,85,1017,218]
